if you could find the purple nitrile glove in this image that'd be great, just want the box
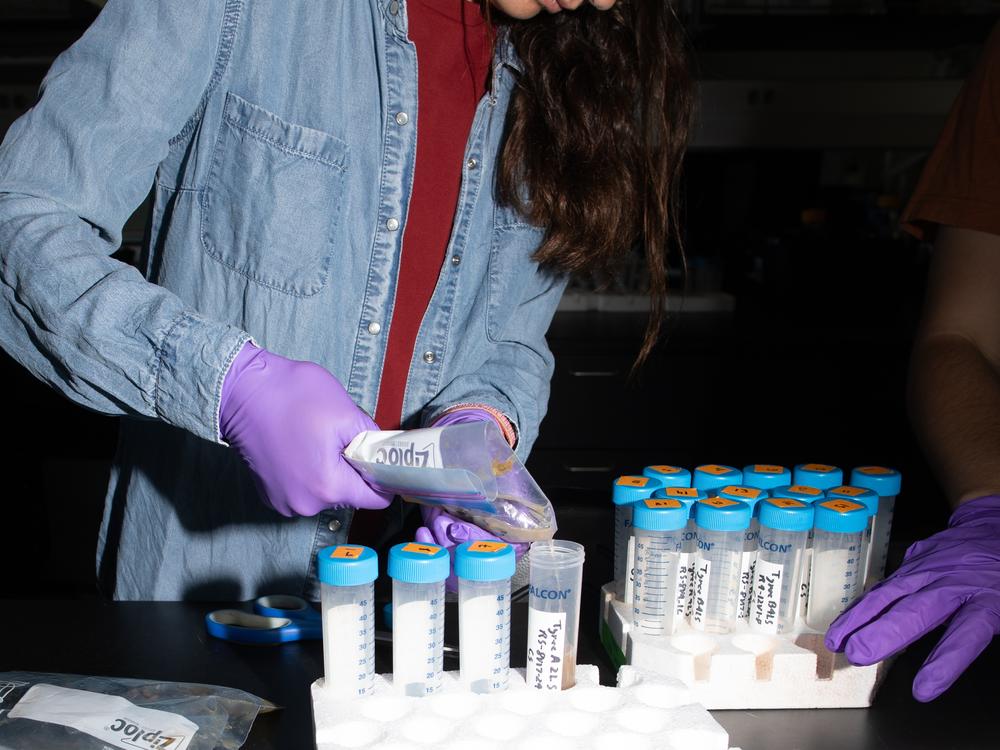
[825,494,1000,702]
[415,505,529,592]
[220,342,392,516]
[415,407,526,590]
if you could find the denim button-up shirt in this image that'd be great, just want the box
[0,0,566,600]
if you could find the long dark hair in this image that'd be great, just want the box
[485,1,693,367]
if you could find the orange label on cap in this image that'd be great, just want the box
[753,464,785,474]
[645,498,683,509]
[402,543,441,555]
[859,466,893,475]
[722,486,763,499]
[801,463,836,472]
[698,464,733,475]
[468,541,507,553]
[648,465,683,474]
[616,476,649,487]
[331,546,364,559]
[666,488,700,498]
[831,486,866,497]
[701,497,740,508]
[768,498,806,509]
[820,500,864,513]
[788,485,822,496]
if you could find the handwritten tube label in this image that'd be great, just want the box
[750,558,783,634]
[754,464,785,474]
[799,547,813,619]
[689,559,712,630]
[666,488,700,498]
[674,551,692,618]
[526,608,567,690]
[738,550,756,620]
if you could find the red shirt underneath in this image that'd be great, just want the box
[373,0,492,430]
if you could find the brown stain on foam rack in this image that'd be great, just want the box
[795,632,835,680]
[731,633,780,682]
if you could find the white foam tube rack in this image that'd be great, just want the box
[312,664,740,750]
[600,583,887,709]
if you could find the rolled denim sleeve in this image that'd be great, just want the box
[424,267,568,460]
[0,0,249,443]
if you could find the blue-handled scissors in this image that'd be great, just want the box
[206,597,461,656]
[205,595,322,645]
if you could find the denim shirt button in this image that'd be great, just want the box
[395,111,409,126]
[367,322,381,335]
[423,351,436,364]
[466,158,478,169]
[450,255,461,267]
[389,1,399,15]
[386,217,400,231]
[327,518,342,532]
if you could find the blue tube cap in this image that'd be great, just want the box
[652,487,707,517]
[826,486,879,517]
[455,540,516,582]
[759,497,815,532]
[694,498,752,531]
[318,545,378,587]
[850,466,902,497]
[792,463,843,490]
[742,464,792,490]
[612,475,664,505]
[633,498,689,532]
[814,499,870,534]
[772,484,826,503]
[693,464,743,492]
[388,542,450,584]
[642,465,692,488]
[718,485,770,515]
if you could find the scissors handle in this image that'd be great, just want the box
[205,595,322,644]
[254,594,321,622]
[205,610,307,644]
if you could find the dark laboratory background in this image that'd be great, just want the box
[0,0,994,598]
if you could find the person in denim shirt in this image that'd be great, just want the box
[0,0,691,600]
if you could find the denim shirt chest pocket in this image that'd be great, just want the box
[486,202,546,342]
[200,92,349,297]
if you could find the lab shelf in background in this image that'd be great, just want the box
[557,291,735,314]
[693,79,963,150]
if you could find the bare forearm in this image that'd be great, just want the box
[909,333,1000,506]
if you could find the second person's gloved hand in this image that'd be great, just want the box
[415,505,530,592]
[825,494,1000,701]
[219,342,392,516]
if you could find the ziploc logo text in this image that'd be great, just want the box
[529,585,571,600]
[107,718,186,748]
[374,441,435,468]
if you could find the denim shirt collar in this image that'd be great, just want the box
[379,0,525,76]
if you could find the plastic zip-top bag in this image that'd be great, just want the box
[0,672,274,750]
[344,421,557,542]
